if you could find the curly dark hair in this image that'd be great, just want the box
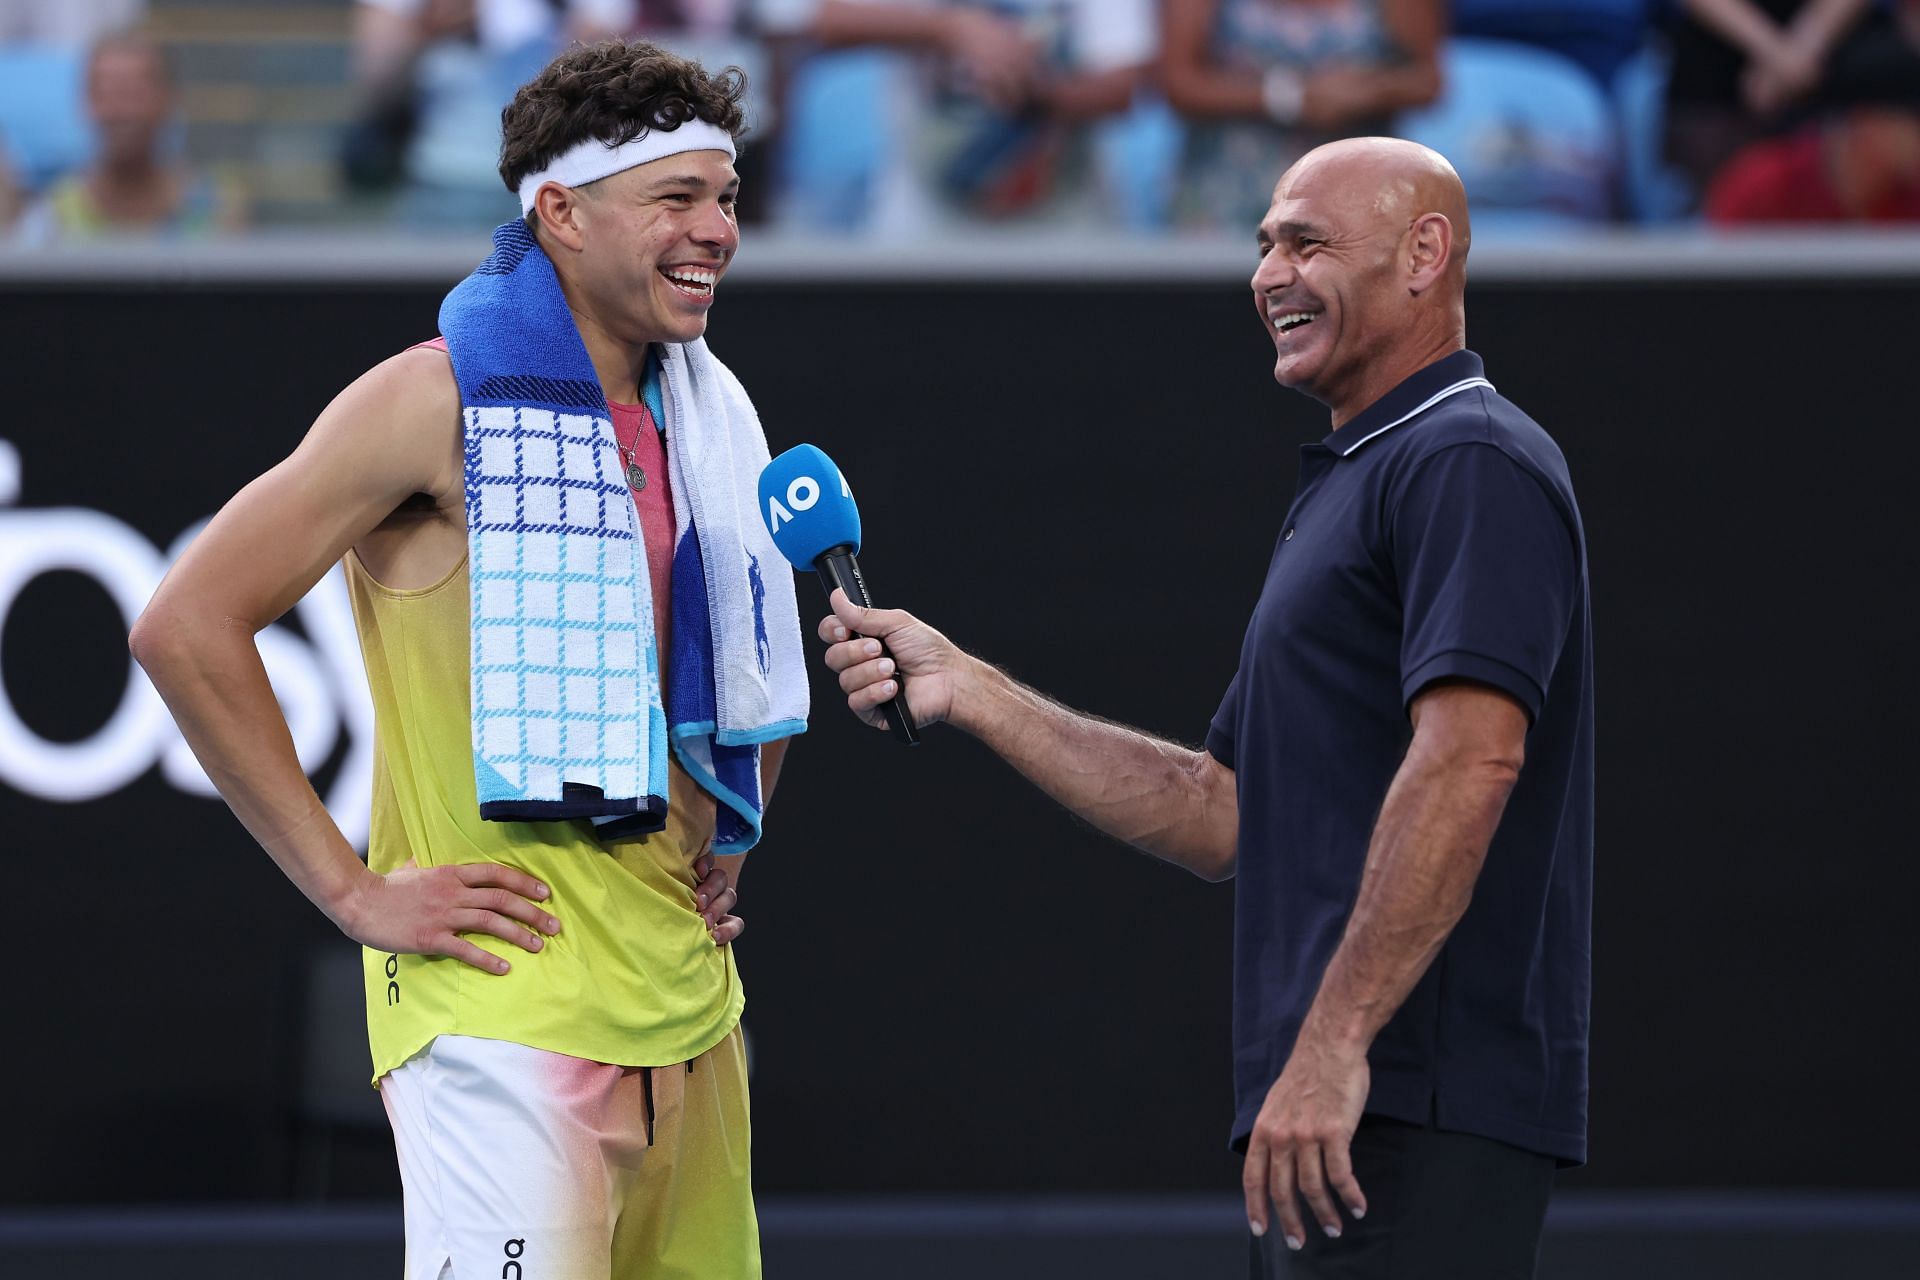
[497,39,747,194]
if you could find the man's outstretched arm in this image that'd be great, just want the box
[818,591,1238,881]
[131,350,560,972]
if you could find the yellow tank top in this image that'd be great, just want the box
[346,550,741,1082]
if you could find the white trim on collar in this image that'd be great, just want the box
[517,120,738,216]
[1338,377,1495,456]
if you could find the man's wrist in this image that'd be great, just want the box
[944,651,1000,737]
[318,861,380,935]
[1297,1000,1375,1059]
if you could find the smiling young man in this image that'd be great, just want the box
[132,42,802,1280]
[811,137,1593,1279]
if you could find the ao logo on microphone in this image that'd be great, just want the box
[763,468,851,535]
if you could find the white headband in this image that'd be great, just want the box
[517,119,738,215]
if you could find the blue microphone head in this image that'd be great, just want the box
[759,444,861,568]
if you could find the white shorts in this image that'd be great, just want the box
[379,1030,758,1280]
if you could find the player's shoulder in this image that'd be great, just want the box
[299,341,463,496]
[351,341,459,421]
[318,342,461,450]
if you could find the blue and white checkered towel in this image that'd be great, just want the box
[439,221,807,853]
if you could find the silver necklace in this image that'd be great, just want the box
[616,417,647,492]
[620,441,647,492]
[619,369,659,492]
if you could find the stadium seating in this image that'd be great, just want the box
[1398,37,1622,227]
[0,47,91,192]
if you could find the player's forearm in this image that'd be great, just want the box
[131,611,372,925]
[949,659,1237,879]
[1296,738,1519,1053]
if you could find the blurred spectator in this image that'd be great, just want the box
[344,0,1161,231]
[805,2,1048,112]
[1706,105,1920,218]
[0,0,145,46]
[12,31,245,244]
[1159,0,1443,229]
[780,1,1166,230]
[1665,0,1920,189]
[344,0,632,222]
[346,0,817,225]
[341,0,475,196]
[631,2,820,224]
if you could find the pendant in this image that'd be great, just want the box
[626,461,647,492]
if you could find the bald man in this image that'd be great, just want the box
[816,138,1593,1279]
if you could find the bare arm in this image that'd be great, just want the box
[350,2,427,109]
[1036,63,1150,122]
[811,0,1001,50]
[1682,0,1795,63]
[1160,0,1265,119]
[130,350,559,971]
[1298,684,1524,1045]
[1785,0,1872,55]
[1724,0,1867,119]
[1341,0,1445,118]
[1243,681,1527,1246]
[819,591,1237,881]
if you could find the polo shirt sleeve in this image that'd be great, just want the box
[1391,443,1578,721]
[1206,673,1240,769]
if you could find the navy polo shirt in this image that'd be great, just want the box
[1207,349,1593,1165]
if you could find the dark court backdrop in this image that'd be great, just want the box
[0,272,1913,1205]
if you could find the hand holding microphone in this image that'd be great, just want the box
[759,444,937,745]
[815,589,965,733]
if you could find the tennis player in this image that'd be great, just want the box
[132,40,796,1280]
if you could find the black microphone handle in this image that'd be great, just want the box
[815,547,919,746]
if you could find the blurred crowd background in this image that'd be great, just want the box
[2,0,1918,243]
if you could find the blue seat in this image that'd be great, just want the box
[1452,0,1651,88]
[775,49,902,231]
[0,46,91,192]
[1397,38,1620,225]
[1612,42,1694,222]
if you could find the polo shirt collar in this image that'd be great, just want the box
[1322,349,1490,458]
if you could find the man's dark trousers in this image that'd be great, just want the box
[1252,1116,1555,1279]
